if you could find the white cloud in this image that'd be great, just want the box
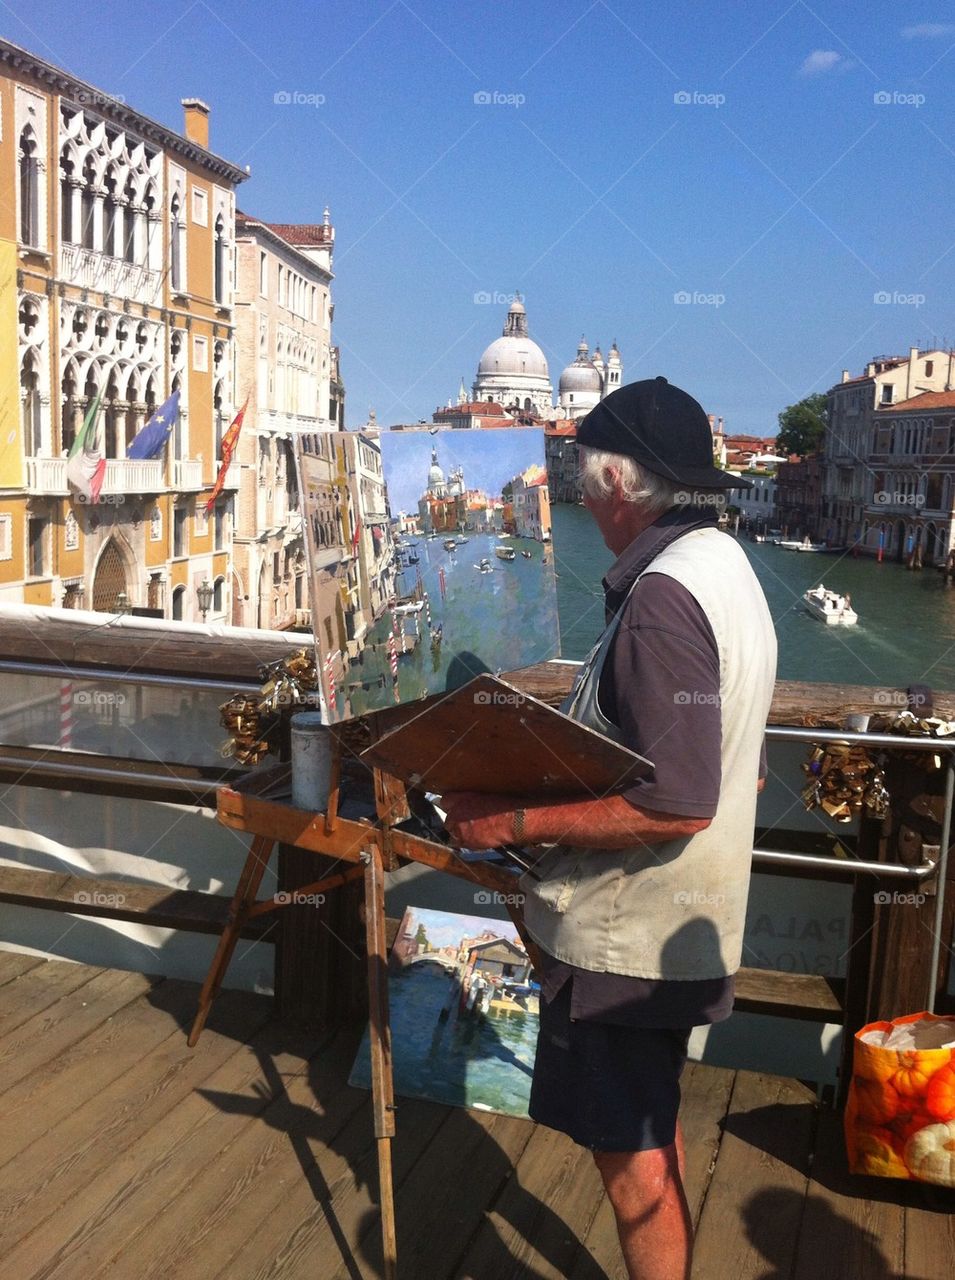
[799,49,843,75]
[901,23,955,39]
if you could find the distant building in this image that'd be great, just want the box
[232,209,339,629]
[725,473,778,527]
[822,347,955,548]
[775,454,823,539]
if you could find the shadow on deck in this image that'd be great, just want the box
[1,951,953,1280]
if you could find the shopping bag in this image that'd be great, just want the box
[845,1011,955,1186]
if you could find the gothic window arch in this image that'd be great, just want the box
[214,213,226,304]
[20,349,43,456]
[103,165,118,256]
[60,148,75,242]
[122,174,136,263]
[170,191,183,291]
[19,126,40,246]
[80,152,96,250]
[61,362,79,454]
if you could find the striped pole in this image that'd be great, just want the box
[59,681,73,749]
[388,633,400,702]
[324,652,337,710]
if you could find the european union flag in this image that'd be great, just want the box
[127,391,180,460]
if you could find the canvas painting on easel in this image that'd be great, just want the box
[349,906,540,1118]
[294,427,559,723]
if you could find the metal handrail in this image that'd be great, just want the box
[0,658,261,695]
[753,847,936,879]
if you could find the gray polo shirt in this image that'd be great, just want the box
[539,507,765,1027]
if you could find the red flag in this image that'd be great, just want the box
[205,392,249,514]
[351,515,362,553]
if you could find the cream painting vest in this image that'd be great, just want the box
[521,527,777,980]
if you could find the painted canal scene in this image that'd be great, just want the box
[296,428,559,722]
[349,906,540,1117]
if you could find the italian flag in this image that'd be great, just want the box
[66,390,106,505]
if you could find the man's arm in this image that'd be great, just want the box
[441,790,710,851]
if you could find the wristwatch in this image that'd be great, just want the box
[512,807,526,843]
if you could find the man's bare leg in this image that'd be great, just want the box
[592,1122,692,1280]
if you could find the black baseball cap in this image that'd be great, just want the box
[576,376,750,490]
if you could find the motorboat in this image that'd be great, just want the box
[796,538,827,553]
[456,535,468,544]
[495,545,517,561]
[475,558,493,573]
[443,538,458,551]
[803,584,858,626]
[521,550,532,559]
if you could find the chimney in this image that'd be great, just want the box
[717,416,724,432]
[841,369,850,383]
[707,413,715,431]
[181,98,210,149]
[907,345,919,400]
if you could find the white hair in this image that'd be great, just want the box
[578,446,725,516]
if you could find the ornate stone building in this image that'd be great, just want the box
[1,38,245,621]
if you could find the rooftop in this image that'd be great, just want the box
[878,390,955,413]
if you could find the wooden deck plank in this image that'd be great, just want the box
[193,1091,453,1280]
[904,1183,955,1280]
[106,1030,370,1280]
[792,1107,905,1280]
[0,950,46,986]
[458,1122,606,1280]
[324,1105,534,1280]
[0,986,273,1249]
[691,1071,816,1280]
[1,1019,325,1279]
[0,965,152,1089]
[678,1059,738,1226]
[0,975,197,1161]
[0,956,103,1038]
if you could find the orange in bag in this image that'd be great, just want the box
[845,1012,955,1187]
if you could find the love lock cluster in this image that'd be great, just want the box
[802,742,889,823]
[801,709,955,824]
[220,648,320,765]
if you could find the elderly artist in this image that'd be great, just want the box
[443,377,777,1280]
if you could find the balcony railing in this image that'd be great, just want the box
[171,459,203,490]
[59,243,163,306]
[26,457,164,495]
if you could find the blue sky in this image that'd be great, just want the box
[13,2,955,433]
[379,427,545,514]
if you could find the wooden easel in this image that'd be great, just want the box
[189,733,528,1280]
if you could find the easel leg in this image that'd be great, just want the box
[362,845,398,1279]
[189,834,275,1047]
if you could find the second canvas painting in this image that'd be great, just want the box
[295,426,560,722]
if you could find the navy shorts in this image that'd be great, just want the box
[528,978,691,1153]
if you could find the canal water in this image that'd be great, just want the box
[552,504,955,688]
[349,964,538,1117]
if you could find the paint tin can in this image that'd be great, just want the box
[290,711,332,810]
